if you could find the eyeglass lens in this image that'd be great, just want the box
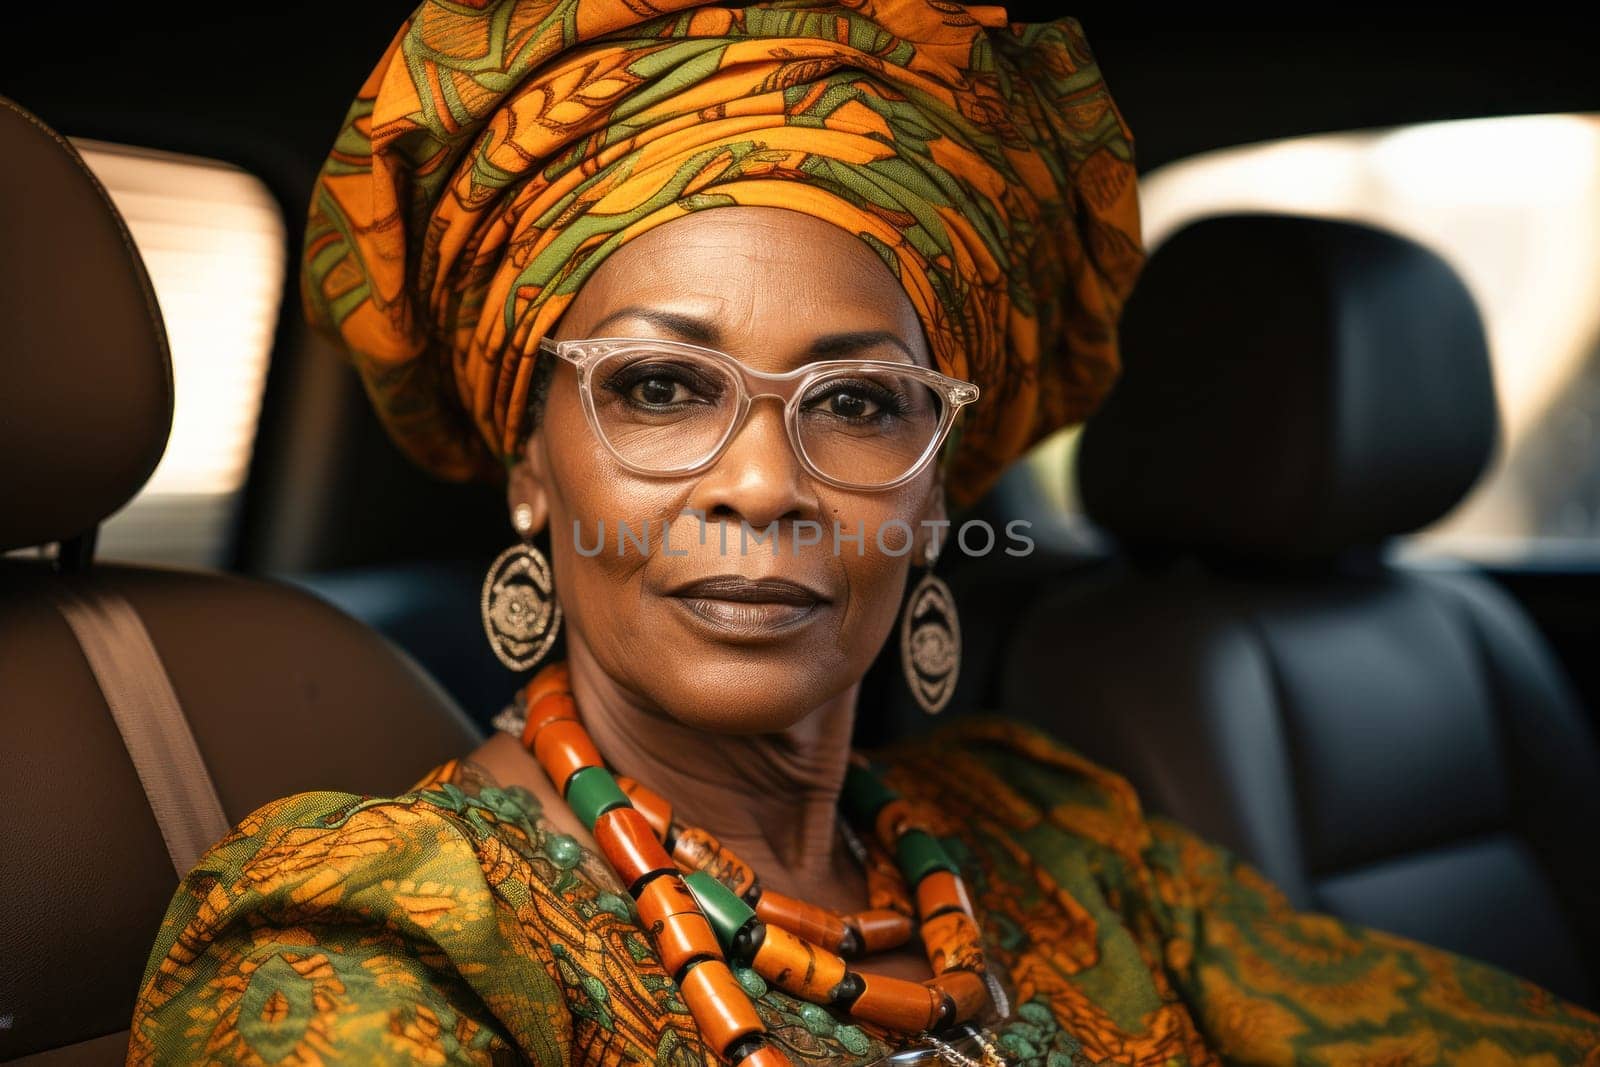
[588,346,946,486]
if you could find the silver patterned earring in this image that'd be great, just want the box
[900,533,961,715]
[481,502,562,672]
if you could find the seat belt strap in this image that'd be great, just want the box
[51,583,230,879]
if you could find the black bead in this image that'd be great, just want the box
[730,919,766,964]
[829,971,865,1007]
[725,1035,766,1063]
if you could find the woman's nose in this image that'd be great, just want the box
[687,399,819,530]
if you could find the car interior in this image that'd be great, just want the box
[3,7,1598,1064]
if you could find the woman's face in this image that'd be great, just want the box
[510,206,946,733]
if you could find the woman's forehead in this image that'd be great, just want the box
[563,207,930,367]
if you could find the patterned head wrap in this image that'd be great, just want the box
[303,0,1143,506]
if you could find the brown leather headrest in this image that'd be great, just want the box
[0,98,172,552]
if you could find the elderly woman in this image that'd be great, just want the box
[129,2,1598,1064]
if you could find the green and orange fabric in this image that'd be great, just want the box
[128,719,1600,1065]
[301,0,1144,506]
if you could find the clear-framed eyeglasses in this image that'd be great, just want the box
[538,336,980,492]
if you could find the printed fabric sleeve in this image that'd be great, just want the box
[126,780,574,1066]
[1142,816,1600,1066]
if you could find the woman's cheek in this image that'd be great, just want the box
[825,493,925,655]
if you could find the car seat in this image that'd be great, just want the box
[1004,214,1600,1007]
[0,97,482,1063]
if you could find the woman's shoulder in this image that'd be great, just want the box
[873,714,1155,861]
[185,761,546,880]
[140,763,563,985]
[168,757,631,933]
[132,760,701,1065]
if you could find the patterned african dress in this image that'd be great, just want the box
[128,719,1600,1065]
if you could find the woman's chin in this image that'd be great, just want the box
[569,590,876,734]
[627,642,855,735]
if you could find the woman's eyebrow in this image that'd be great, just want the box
[806,330,915,362]
[588,307,914,362]
[590,306,721,345]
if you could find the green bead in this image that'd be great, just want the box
[798,1002,835,1036]
[595,892,634,921]
[733,965,767,999]
[999,1032,1038,1060]
[835,1025,870,1056]
[840,764,899,824]
[682,870,754,946]
[544,833,581,869]
[564,766,628,831]
[895,829,957,884]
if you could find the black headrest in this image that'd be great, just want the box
[1078,214,1496,561]
[0,98,172,553]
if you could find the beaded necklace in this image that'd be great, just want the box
[511,663,1008,1066]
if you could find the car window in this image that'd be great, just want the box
[72,140,286,567]
[1026,112,1600,564]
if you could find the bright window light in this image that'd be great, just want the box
[72,140,287,566]
[1037,114,1600,560]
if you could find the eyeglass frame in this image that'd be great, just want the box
[536,335,980,492]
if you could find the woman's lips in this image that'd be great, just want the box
[665,575,829,639]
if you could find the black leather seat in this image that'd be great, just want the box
[1003,214,1600,1008]
[0,98,482,1063]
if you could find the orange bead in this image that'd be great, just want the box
[848,971,943,1033]
[531,717,603,791]
[919,909,984,974]
[751,923,848,1001]
[927,969,989,1023]
[755,891,851,953]
[679,959,764,1055]
[734,1044,794,1067]
[520,662,570,709]
[863,841,914,915]
[593,807,673,890]
[635,876,723,974]
[848,908,915,955]
[615,776,673,841]
[673,827,757,899]
[873,798,922,849]
[636,871,700,925]
[655,910,724,975]
[520,690,578,750]
[914,869,974,920]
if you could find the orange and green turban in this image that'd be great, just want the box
[302,0,1144,506]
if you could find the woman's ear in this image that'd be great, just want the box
[506,433,552,536]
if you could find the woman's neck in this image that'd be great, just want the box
[565,639,859,898]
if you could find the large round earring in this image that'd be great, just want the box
[481,503,562,672]
[900,535,961,715]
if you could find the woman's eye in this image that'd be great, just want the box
[601,361,719,408]
[825,389,879,418]
[632,376,685,406]
[806,380,906,421]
